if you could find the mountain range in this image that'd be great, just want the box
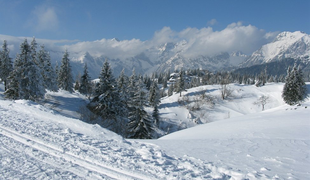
[76,31,310,78]
[1,31,309,78]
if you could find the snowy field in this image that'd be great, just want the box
[1,82,309,179]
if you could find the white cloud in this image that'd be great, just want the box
[27,5,59,32]
[1,22,279,61]
[171,22,278,58]
[65,38,146,60]
[207,19,217,26]
[150,27,177,46]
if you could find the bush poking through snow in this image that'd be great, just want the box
[253,95,270,111]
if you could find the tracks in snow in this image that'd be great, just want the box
[0,124,150,180]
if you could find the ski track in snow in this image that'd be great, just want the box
[0,99,232,179]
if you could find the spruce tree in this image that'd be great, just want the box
[117,69,130,104]
[152,104,160,127]
[149,81,160,107]
[58,50,73,92]
[88,59,127,135]
[0,40,13,91]
[168,83,174,96]
[79,63,91,96]
[127,77,154,139]
[282,64,308,105]
[37,45,58,91]
[177,70,185,97]
[5,39,45,100]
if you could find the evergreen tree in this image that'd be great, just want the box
[0,40,13,91]
[37,45,58,91]
[30,37,39,65]
[152,104,160,127]
[79,63,92,96]
[5,39,45,100]
[149,81,160,107]
[149,81,161,127]
[88,59,127,135]
[168,83,174,96]
[94,59,114,96]
[127,77,154,139]
[58,50,74,92]
[296,65,308,102]
[128,69,137,98]
[282,65,308,105]
[117,69,130,103]
[74,74,80,91]
[177,70,185,97]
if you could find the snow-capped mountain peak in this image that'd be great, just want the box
[242,31,310,67]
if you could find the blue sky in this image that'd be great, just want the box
[0,0,309,41]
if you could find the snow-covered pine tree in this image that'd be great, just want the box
[149,81,160,107]
[88,59,127,135]
[152,104,160,127]
[37,45,58,91]
[0,40,13,91]
[79,63,91,96]
[168,83,174,96]
[117,69,130,104]
[94,59,114,96]
[24,37,45,100]
[58,50,74,92]
[23,53,46,100]
[5,39,45,100]
[295,65,308,102]
[282,64,308,105]
[127,77,154,139]
[30,37,39,65]
[177,70,185,97]
[149,81,161,127]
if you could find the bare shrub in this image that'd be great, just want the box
[253,95,270,111]
[220,83,233,100]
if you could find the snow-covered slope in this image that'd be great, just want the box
[242,31,310,67]
[142,84,310,179]
[1,82,309,179]
[0,84,238,179]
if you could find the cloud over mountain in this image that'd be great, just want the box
[1,22,278,61]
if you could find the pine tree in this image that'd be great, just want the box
[58,50,73,92]
[128,69,137,98]
[94,59,114,96]
[0,40,13,91]
[127,77,154,139]
[117,69,130,103]
[177,70,185,97]
[149,81,160,107]
[79,63,91,96]
[152,104,160,127]
[282,64,308,105]
[30,37,39,65]
[37,45,58,91]
[168,83,174,96]
[88,59,127,135]
[24,38,45,100]
[5,39,45,100]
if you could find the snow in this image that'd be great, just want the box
[141,83,310,179]
[244,31,310,66]
[1,82,310,179]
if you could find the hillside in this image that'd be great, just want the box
[0,82,309,179]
